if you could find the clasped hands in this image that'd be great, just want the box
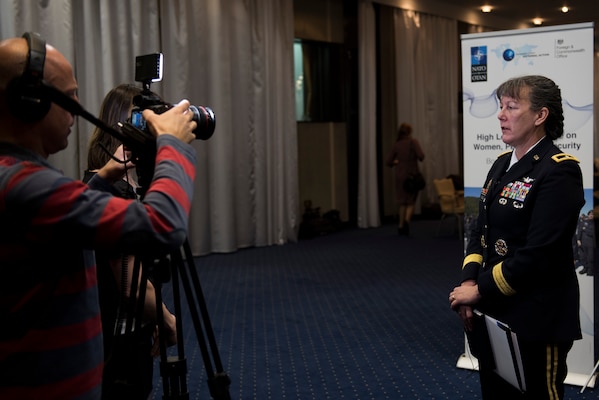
[449,281,481,332]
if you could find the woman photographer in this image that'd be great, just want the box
[85,84,177,399]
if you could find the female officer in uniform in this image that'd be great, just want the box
[449,75,584,399]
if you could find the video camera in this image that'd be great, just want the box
[110,53,216,195]
[128,53,215,141]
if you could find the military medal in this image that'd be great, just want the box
[501,180,532,202]
[481,179,492,201]
[495,239,508,256]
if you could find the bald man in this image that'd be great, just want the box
[0,33,197,399]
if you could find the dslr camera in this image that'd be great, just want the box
[117,53,215,194]
[129,53,215,141]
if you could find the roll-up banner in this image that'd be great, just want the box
[459,22,595,387]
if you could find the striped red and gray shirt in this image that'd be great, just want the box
[0,135,196,400]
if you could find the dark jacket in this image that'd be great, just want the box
[461,137,584,342]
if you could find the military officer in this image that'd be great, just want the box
[449,75,584,400]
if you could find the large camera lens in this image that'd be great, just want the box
[190,105,215,140]
[129,103,215,141]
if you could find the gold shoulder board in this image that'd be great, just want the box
[497,150,511,158]
[551,153,580,163]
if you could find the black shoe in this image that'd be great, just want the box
[579,268,587,274]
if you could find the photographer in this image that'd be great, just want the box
[0,33,197,400]
[84,84,178,399]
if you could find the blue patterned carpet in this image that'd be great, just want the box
[149,223,596,399]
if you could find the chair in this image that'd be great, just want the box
[433,178,465,239]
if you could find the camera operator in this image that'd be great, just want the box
[0,34,196,400]
[84,84,178,399]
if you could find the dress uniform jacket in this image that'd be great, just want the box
[461,136,584,342]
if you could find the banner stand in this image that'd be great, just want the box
[456,334,478,371]
[580,360,599,392]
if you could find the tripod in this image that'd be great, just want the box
[127,239,232,400]
[125,155,230,399]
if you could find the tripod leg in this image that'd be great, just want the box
[171,240,231,400]
[156,255,189,400]
[182,240,227,374]
[123,255,143,335]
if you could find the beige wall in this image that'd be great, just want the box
[297,123,349,220]
[295,0,349,221]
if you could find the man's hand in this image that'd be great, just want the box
[143,99,197,144]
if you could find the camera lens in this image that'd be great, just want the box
[190,105,215,140]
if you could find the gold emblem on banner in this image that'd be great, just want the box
[495,239,508,256]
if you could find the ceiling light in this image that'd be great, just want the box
[481,5,492,13]
[561,6,569,13]
[532,18,543,26]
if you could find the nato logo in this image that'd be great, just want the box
[503,48,515,61]
[471,46,487,65]
[471,46,487,82]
